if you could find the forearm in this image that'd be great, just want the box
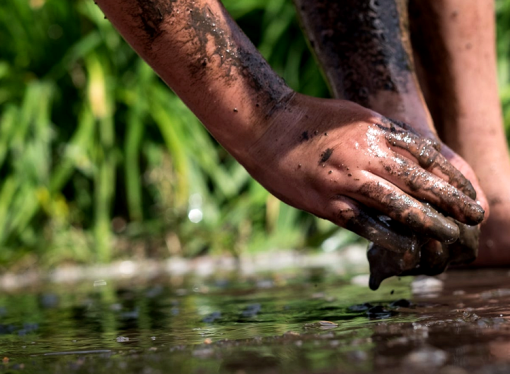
[293,0,437,139]
[96,0,293,162]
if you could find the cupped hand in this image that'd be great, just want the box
[243,93,484,251]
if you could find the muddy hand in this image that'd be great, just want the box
[247,95,484,253]
[368,220,480,290]
[406,222,479,272]
[366,142,483,290]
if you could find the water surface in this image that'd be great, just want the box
[0,268,510,373]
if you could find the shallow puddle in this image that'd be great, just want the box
[0,268,510,373]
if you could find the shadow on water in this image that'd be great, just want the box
[0,268,510,373]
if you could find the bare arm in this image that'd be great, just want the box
[96,0,485,255]
[97,0,292,165]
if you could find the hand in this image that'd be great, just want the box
[242,93,484,252]
[364,125,486,290]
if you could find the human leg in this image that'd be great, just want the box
[409,0,510,265]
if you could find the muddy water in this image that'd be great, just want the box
[0,268,510,373]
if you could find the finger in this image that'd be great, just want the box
[349,174,460,243]
[385,131,477,199]
[330,195,426,253]
[395,222,478,276]
[380,117,438,147]
[373,153,485,225]
[377,118,442,151]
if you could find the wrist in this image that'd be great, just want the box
[204,87,296,165]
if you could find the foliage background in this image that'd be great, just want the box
[0,0,509,267]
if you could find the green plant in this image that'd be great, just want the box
[0,0,348,266]
[1,0,509,267]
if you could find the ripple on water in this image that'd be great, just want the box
[0,269,508,374]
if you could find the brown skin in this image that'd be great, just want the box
[293,0,488,285]
[410,0,510,266]
[95,0,484,258]
[249,96,483,244]
[292,0,488,214]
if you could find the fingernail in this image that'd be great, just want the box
[465,202,484,225]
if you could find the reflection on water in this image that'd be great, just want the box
[0,268,510,373]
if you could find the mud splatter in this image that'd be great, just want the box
[300,131,309,142]
[135,0,176,39]
[319,148,334,164]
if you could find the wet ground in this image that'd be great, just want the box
[1,267,510,373]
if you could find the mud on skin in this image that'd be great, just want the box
[319,148,334,164]
[377,118,477,200]
[134,0,176,39]
[356,182,461,242]
[293,0,412,105]
[384,130,477,200]
[291,0,482,286]
[131,0,290,111]
[377,151,481,224]
[344,206,426,255]
[368,219,479,290]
